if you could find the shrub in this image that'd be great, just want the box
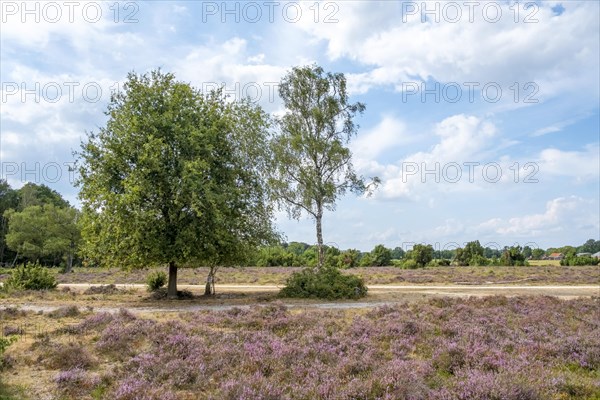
[113,377,176,400]
[146,271,167,292]
[428,259,451,267]
[468,255,489,266]
[337,249,361,269]
[0,336,17,369]
[279,267,367,300]
[500,246,527,266]
[561,256,599,266]
[38,342,97,370]
[3,326,22,336]
[84,284,121,295]
[391,259,404,267]
[0,307,27,319]
[402,259,419,269]
[72,312,115,334]
[49,306,80,319]
[55,368,101,397]
[149,288,193,300]
[359,253,374,267]
[370,244,393,266]
[3,262,57,291]
[96,318,156,360]
[408,244,434,267]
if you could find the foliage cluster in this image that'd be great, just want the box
[146,271,167,292]
[279,267,367,299]
[561,255,600,266]
[77,70,276,297]
[3,262,57,291]
[252,239,600,269]
[0,181,79,269]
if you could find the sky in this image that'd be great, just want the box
[1,0,598,252]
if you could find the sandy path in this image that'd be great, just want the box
[0,284,596,314]
[54,283,600,298]
[56,283,600,292]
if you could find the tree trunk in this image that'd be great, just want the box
[0,217,6,264]
[66,252,73,273]
[64,240,74,273]
[204,266,216,296]
[167,261,178,299]
[0,216,11,265]
[316,208,324,269]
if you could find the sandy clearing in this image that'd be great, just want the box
[0,284,596,314]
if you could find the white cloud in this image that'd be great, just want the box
[532,126,561,137]
[363,114,498,200]
[537,145,600,181]
[0,1,115,49]
[433,219,465,236]
[366,227,400,243]
[530,116,583,137]
[351,115,410,160]
[476,196,598,237]
[247,53,266,64]
[356,113,599,202]
[172,5,187,14]
[1,132,21,146]
[296,1,600,104]
[172,38,287,112]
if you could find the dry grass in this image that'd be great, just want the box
[1,264,597,287]
[0,308,96,399]
[528,259,562,266]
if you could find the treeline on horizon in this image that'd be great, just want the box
[1,180,598,270]
[255,239,600,269]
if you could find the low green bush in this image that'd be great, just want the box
[401,259,419,269]
[279,267,367,300]
[428,259,451,267]
[49,306,80,319]
[0,335,17,370]
[146,271,167,292]
[3,262,57,291]
[468,255,489,266]
[561,256,599,266]
[391,259,404,267]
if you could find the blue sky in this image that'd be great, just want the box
[1,0,598,251]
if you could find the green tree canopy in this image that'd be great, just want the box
[338,249,360,268]
[501,246,527,266]
[77,70,276,298]
[270,64,378,267]
[4,204,80,268]
[391,246,406,259]
[17,182,70,210]
[0,180,19,264]
[285,241,310,256]
[408,244,434,268]
[455,240,485,266]
[578,239,600,254]
[531,248,545,259]
[371,244,392,266]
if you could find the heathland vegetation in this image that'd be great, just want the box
[1,66,598,302]
[1,64,599,399]
[1,297,599,399]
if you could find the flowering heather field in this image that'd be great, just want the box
[2,296,599,399]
